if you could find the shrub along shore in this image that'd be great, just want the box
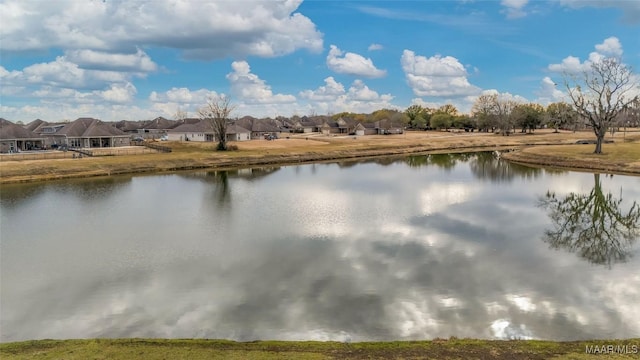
[1,338,639,360]
[1,130,638,185]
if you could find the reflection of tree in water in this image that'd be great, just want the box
[469,152,544,182]
[180,167,281,207]
[538,173,640,267]
[404,153,473,170]
[403,152,551,181]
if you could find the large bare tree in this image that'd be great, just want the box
[564,57,639,153]
[198,95,236,151]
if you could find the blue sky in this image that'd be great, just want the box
[1,0,639,122]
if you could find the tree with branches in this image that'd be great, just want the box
[564,57,639,153]
[471,93,519,135]
[545,102,577,133]
[538,174,640,267]
[198,95,236,151]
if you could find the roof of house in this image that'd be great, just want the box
[24,119,48,132]
[114,120,144,132]
[54,118,128,137]
[170,119,213,133]
[142,117,179,130]
[226,124,251,134]
[0,118,42,140]
[362,122,377,129]
[375,119,404,129]
[250,120,281,132]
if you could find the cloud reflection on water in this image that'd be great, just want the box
[1,153,639,342]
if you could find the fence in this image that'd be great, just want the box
[133,141,172,153]
[1,147,161,161]
[0,151,76,161]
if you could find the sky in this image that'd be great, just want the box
[1,0,639,122]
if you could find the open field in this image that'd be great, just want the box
[1,130,639,184]
[1,338,639,360]
[503,142,640,175]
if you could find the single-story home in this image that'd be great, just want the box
[44,118,130,148]
[167,120,250,142]
[0,118,45,153]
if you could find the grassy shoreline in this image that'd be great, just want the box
[1,130,639,184]
[2,338,639,359]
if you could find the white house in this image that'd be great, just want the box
[167,120,250,142]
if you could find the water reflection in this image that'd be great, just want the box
[177,167,281,207]
[0,176,131,210]
[405,153,473,171]
[539,173,640,267]
[468,152,546,182]
[1,155,639,342]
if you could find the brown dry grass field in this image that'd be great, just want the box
[2,338,639,360]
[1,129,639,184]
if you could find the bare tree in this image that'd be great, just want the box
[565,57,639,153]
[174,108,188,122]
[494,95,519,136]
[198,95,236,151]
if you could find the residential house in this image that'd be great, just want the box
[137,117,179,138]
[45,118,130,148]
[167,120,213,142]
[375,119,405,135]
[225,124,251,141]
[167,120,250,142]
[0,118,45,153]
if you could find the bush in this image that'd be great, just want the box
[226,144,239,151]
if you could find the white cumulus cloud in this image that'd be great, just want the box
[149,88,218,105]
[226,61,296,104]
[401,50,481,97]
[65,49,158,73]
[0,0,323,59]
[368,43,384,51]
[298,78,395,115]
[326,45,387,78]
[535,77,566,105]
[299,77,345,101]
[100,83,138,103]
[548,37,624,74]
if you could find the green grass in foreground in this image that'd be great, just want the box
[1,338,639,360]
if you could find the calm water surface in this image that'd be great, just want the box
[1,153,639,342]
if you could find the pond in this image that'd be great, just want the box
[1,152,639,342]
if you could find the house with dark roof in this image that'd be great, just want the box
[375,119,405,135]
[114,120,144,134]
[226,124,251,141]
[0,118,45,153]
[23,119,48,133]
[137,117,179,138]
[44,118,130,148]
[167,120,250,142]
